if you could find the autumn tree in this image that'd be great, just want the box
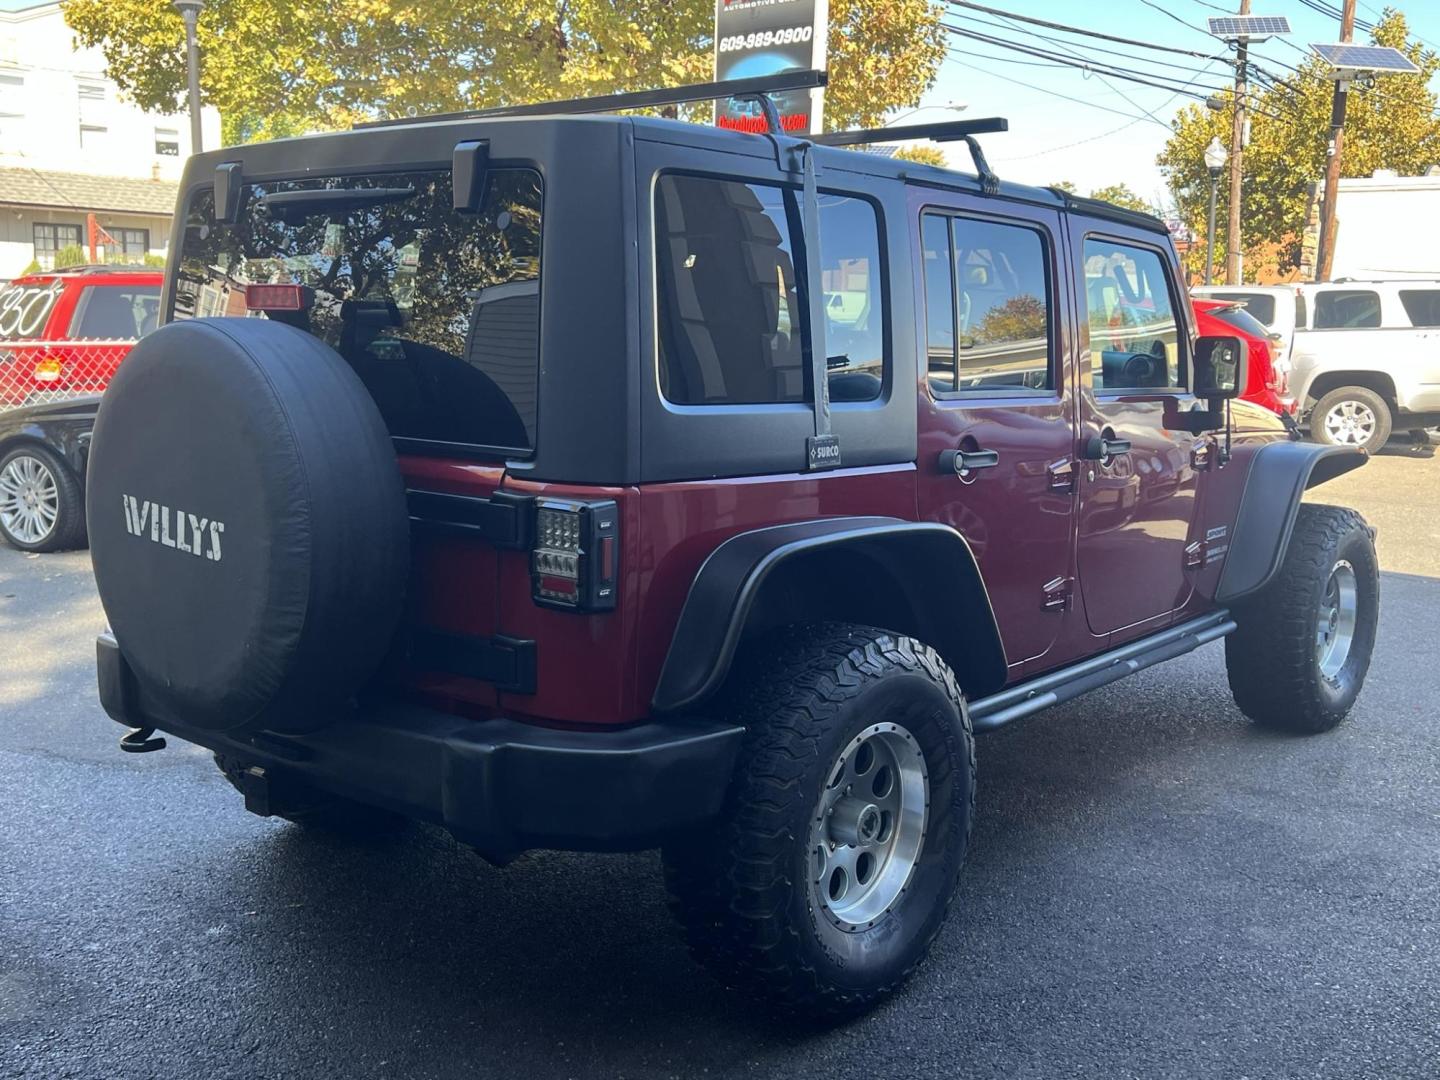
[63,0,946,144]
[893,144,949,167]
[1158,9,1440,277]
[1087,183,1154,214]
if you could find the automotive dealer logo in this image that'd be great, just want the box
[123,495,226,561]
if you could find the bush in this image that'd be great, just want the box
[54,244,89,270]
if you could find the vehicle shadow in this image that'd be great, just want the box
[198,648,1276,1071]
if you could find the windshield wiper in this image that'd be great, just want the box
[258,187,416,220]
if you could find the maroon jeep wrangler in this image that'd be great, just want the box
[87,76,1379,1019]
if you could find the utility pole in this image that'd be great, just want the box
[1224,0,1250,285]
[1315,0,1358,282]
[174,0,205,154]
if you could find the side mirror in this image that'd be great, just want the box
[1193,334,1247,401]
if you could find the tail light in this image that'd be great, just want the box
[245,283,311,311]
[33,356,63,383]
[532,499,618,611]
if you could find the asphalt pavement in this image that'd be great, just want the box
[2,442,1438,1080]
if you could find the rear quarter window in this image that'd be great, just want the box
[1313,290,1381,329]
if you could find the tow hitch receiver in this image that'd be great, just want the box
[119,726,166,753]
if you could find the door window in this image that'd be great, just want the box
[1313,290,1381,329]
[1398,289,1440,327]
[655,175,886,405]
[921,212,1052,393]
[1083,238,1183,391]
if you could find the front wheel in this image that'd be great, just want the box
[1311,386,1392,454]
[663,624,975,1021]
[1225,505,1379,733]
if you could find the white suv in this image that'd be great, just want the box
[1198,280,1440,453]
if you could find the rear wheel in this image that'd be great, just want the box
[1311,386,1392,454]
[1225,505,1378,733]
[0,444,84,552]
[663,623,974,1021]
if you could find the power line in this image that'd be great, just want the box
[943,0,1217,58]
[949,10,1230,78]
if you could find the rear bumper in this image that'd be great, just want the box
[97,634,743,857]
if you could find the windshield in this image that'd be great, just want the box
[173,168,542,454]
[0,280,63,341]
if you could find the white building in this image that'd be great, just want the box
[1302,168,1440,281]
[0,0,221,277]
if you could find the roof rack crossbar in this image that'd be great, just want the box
[355,70,829,130]
[812,117,1008,146]
[815,118,1008,195]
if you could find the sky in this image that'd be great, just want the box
[905,0,1440,207]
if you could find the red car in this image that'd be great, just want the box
[1193,295,1294,416]
[0,267,162,407]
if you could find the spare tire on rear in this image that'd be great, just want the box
[87,318,409,736]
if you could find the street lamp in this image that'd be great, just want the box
[173,0,205,154]
[1203,136,1227,286]
[885,102,969,127]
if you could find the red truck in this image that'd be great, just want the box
[0,267,162,408]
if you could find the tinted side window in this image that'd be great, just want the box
[818,193,886,402]
[1084,239,1182,391]
[70,285,161,339]
[922,213,1052,393]
[1399,289,1440,327]
[656,176,803,405]
[655,176,886,406]
[1313,290,1381,329]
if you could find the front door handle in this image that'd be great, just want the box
[938,447,1000,479]
[1081,434,1132,462]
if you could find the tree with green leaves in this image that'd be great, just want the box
[1158,9,1440,278]
[1087,183,1154,214]
[893,144,949,168]
[63,0,947,145]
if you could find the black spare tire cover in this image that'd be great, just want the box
[86,318,410,735]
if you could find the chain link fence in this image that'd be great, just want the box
[0,339,136,411]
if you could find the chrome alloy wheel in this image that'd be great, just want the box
[1316,559,1359,682]
[1323,400,1377,446]
[808,722,929,932]
[0,453,59,545]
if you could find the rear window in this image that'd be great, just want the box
[1215,291,1275,326]
[173,168,542,454]
[1207,304,1269,341]
[0,280,63,341]
[1313,290,1381,329]
[1398,289,1440,327]
[69,284,160,339]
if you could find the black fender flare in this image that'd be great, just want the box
[1216,441,1368,603]
[651,516,1008,714]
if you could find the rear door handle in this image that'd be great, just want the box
[1081,435,1132,461]
[938,448,1000,479]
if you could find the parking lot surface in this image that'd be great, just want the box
[2,443,1438,1080]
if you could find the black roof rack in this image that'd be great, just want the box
[355,69,828,130]
[813,117,1008,146]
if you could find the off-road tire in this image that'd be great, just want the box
[214,754,406,835]
[0,444,86,552]
[1310,386,1392,454]
[1226,505,1378,734]
[662,623,975,1021]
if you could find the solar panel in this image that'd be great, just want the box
[1310,43,1420,73]
[1208,15,1291,38]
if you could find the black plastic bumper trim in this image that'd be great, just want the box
[97,633,743,857]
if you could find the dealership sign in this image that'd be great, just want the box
[715,0,829,134]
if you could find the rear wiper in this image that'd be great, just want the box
[258,187,416,220]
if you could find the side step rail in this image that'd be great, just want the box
[969,610,1236,732]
